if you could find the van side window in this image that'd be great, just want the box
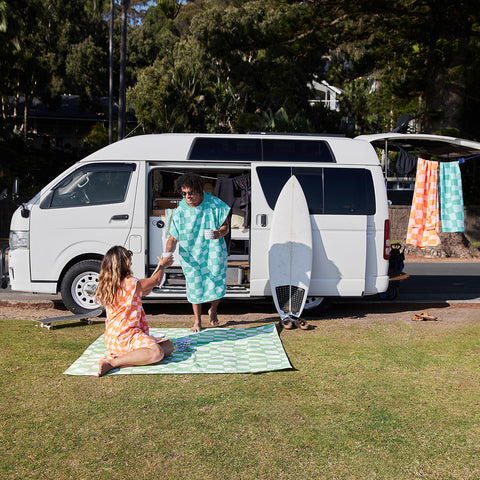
[47,164,134,208]
[262,139,335,163]
[323,168,375,215]
[257,167,324,214]
[189,138,261,161]
[257,167,375,215]
[188,137,335,162]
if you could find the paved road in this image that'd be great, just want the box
[397,262,480,303]
[0,261,479,305]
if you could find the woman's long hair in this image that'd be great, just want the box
[95,246,132,309]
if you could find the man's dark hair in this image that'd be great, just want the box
[174,173,205,193]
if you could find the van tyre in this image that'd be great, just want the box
[303,296,330,316]
[61,260,102,314]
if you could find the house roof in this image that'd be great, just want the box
[7,95,135,122]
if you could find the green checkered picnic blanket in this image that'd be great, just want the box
[63,323,291,376]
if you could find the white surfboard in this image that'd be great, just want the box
[268,175,313,325]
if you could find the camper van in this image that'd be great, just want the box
[5,133,390,314]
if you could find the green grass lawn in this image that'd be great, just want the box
[2,316,480,479]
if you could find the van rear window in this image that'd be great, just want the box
[188,138,335,162]
[256,166,375,215]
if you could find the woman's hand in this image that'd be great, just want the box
[158,254,174,268]
[152,254,174,276]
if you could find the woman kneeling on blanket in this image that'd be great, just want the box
[94,246,175,377]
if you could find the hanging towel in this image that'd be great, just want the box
[439,161,464,233]
[406,159,441,248]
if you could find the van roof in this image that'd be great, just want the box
[356,133,480,160]
[81,133,381,166]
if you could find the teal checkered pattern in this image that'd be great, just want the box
[169,193,230,304]
[439,161,465,233]
[63,324,292,376]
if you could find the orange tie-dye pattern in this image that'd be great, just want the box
[406,158,441,248]
[103,275,156,357]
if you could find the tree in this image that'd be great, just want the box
[129,1,332,133]
[319,0,480,136]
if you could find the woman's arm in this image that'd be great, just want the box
[137,254,174,296]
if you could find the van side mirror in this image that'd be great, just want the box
[12,178,30,218]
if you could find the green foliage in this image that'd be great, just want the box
[2,0,480,203]
[129,1,329,133]
[82,122,110,152]
[258,107,313,133]
[65,36,108,106]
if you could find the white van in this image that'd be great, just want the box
[5,133,390,313]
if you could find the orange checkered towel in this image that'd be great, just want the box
[406,158,441,248]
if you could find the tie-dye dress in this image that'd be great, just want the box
[103,275,157,357]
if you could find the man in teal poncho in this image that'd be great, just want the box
[165,173,230,332]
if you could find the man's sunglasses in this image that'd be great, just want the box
[181,191,197,197]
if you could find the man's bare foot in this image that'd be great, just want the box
[190,322,202,333]
[97,359,115,377]
[208,308,219,327]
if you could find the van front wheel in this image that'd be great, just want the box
[61,260,101,314]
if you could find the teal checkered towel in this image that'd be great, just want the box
[439,161,464,233]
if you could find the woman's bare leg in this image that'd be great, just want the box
[97,342,168,377]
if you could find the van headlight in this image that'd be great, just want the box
[9,231,29,250]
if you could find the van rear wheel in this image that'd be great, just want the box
[61,260,101,314]
[303,296,330,316]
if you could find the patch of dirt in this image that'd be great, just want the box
[1,299,479,328]
[402,232,480,259]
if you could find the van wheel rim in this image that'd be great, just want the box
[71,271,100,309]
[304,296,324,310]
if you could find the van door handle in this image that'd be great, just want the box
[111,214,129,221]
[257,214,267,227]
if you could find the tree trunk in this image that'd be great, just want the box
[118,0,130,141]
[422,8,470,134]
[109,0,115,144]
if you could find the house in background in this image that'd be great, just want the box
[5,95,136,151]
[308,79,342,111]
